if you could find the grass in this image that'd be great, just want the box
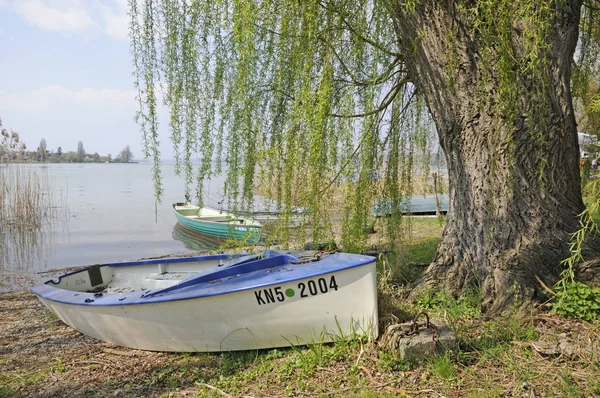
[429,352,456,380]
[0,164,67,272]
[0,164,65,227]
[374,216,444,285]
[2,217,600,397]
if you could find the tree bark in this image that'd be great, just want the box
[390,0,590,312]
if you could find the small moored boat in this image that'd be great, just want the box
[172,203,262,244]
[31,251,378,352]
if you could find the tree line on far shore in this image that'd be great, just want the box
[31,141,134,164]
[1,122,134,164]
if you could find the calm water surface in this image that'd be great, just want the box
[1,163,228,282]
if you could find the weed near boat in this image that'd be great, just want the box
[0,164,67,273]
[0,165,65,227]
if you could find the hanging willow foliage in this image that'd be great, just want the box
[129,0,435,249]
[129,0,600,251]
[574,2,600,135]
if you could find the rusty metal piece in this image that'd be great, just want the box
[289,249,338,264]
[409,311,439,345]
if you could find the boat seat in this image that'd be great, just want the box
[196,216,234,221]
[212,219,246,224]
[146,272,197,281]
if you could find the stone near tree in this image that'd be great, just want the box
[380,319,458,364]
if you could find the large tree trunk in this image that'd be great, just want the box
[390,1,588,312]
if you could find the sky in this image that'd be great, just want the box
[0,0,160,159]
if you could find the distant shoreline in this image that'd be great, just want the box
[2,160,141,164]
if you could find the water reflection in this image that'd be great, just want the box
[1,224,50,271]
[1,163,228,281]
[0,215,70,268]
[171,222,223,251]
[0,165,69,276]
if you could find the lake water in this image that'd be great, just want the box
[0,162,230,287]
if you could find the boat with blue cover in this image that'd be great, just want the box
[172,202,262,244]
[31,251,378,352]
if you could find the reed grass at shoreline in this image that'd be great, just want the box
[0,165,66,228]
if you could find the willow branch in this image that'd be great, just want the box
[330,76,411,118]
[328,38,403,87]
[317,106,389,196]
[583,0,600,11]
[316,0,401,57]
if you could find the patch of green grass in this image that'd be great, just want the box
[0,365,51,391]
[145,355,221,392]
[404,236,442,265]
[513,369,536,396]
[53,358,67,373]
[458,315,537,365]
[557,370,584,398]
[415,289,482,320]
[149,364,180,389]
[218,350,260,376]
[373,216,444,285]
[276,350,319,381]
[200,338,368,397]
[376,352,410,372]
[0,384,15,398]
[357,391,398,397]
[464,388,505,398]
[429,352,456,379]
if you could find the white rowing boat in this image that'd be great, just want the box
[31,251,378,352]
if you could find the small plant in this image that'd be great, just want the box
[376,351,410,372]
[556,177,600,322]
[551,282,600,322]
[53,358,67,373]
[415,289,482,320]
[0,385,14,398]
[415,290,446,309]
[218,351,258,376]
[558,370,583,397]
[429,352,455,379]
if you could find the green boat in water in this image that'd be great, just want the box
[172,203,262,244]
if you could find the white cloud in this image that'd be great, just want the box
[5,0,129,39]
[0,85,137,115]
[14,0,97,33]
[97,0,128,40]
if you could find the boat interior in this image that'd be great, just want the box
[44,251,295,295]
[175,203,250,224]
[45,256,246,294]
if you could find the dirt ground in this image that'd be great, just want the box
[0,291,223,398]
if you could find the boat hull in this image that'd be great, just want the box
[37,262,378,352]
[173,204,262,244]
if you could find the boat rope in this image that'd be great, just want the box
[289,249,338,264]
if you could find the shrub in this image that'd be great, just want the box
[551,282,600,322]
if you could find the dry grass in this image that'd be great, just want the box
[0,165,65,228]
[0,165,67,273]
